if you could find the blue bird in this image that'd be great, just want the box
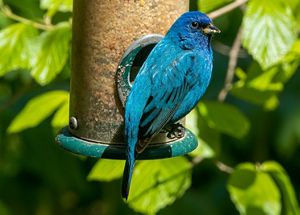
[122,11,220,199]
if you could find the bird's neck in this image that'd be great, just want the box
[195,35,212,53]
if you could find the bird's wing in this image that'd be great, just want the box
[137,52,196,152]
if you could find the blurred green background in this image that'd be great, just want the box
[0,0,300,214]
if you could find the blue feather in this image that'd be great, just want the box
[121,11,219,199]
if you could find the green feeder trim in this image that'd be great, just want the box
[56,127,197,160]
[57,34,198,159]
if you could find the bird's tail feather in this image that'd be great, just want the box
[122,147,135,200]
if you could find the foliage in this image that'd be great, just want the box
[128,158,191,214]
[186,109,216,159]
[31,23,71,85]
[228,162,300,215]
[0,0,300,214]
[228,163,281,215]
[198,101,250,138]
[0,23,38,75]
[41,0,72,17]
[88,159,125,182]
[7,90,68,133]
[263,162,300,214]
[242,0,297,70]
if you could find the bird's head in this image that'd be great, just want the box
[168,11,220,50]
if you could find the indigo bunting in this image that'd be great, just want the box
[122,11,220,199]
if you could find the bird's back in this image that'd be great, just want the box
[126,32,214,138]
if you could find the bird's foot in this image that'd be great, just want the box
[165,123,185,139]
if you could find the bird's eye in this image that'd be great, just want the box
[191,22,199,29]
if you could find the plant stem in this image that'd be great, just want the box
[208,0,248,19]
[207,1,246,174]
[190,157,234,174]
[213,41,247,58]
[215,160,234,174]
[1,6,53,30]
[191,156,203,166]
[218,27,243,102]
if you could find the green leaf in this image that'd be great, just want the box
[8,90,69,133]
[290,40,300,56]
[198,0,232,13]
[231,85,278,107]
[40,0,73,15]
[128,157,191,214]
[273,44,300,84]
[186,109,216,158]
[227,163,281,215]
[231,59,299,111]
[263,96,280,110]
[198,101,250,138]
[192,109,221,157]
[51,96,69,128]
[247,68,283,91]
[281,42,298,75]
[262,162,300,215]
[242,0,297,69]
[87,159,125,182]
[0,23,38,76]
[31,23,71,85]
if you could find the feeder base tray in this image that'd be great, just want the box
[56,128,198,160]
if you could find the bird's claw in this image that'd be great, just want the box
[165,123,185,139]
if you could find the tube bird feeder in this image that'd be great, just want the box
[56,0,198,159]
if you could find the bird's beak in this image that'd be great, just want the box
[203,23,221,34]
